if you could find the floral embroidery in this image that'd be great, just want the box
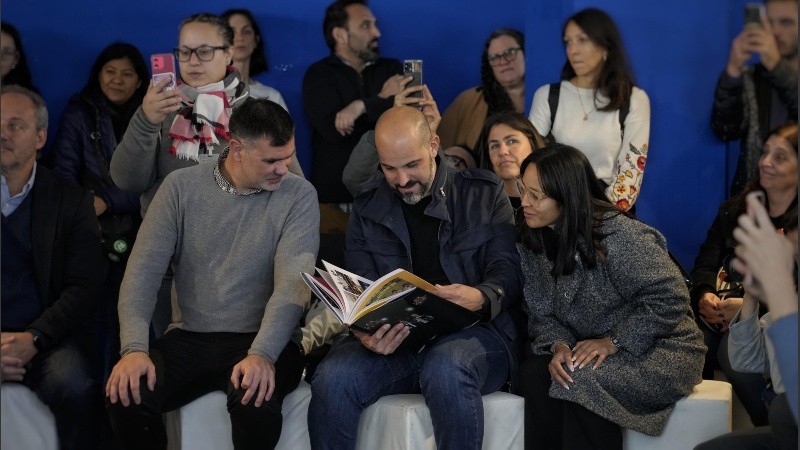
[608,142,648,211]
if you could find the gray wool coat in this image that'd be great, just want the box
[519,213,706,436]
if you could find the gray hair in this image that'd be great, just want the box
[1,84,48,130]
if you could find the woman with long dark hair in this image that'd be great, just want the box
[439,28,525,152]
[221,8,289,111]
[1,22,36,91]
[516,144,704,449]
[690,122,797,429]
[477,111,545,209]
[528,8,649,211]
[51,42,149,378]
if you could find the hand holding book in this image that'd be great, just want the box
[301,261,482,352]
[352,323,411,355]
[434,284,485,311]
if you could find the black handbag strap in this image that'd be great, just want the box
[547,82,630,142]
[83,100,114,187]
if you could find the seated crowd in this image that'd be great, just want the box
[1,1,797,449]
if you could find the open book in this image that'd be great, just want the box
[301,261,482,351]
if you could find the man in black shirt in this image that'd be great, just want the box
[303,0,404,206]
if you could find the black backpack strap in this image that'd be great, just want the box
[546,83,560,144]
[618,91,630,138]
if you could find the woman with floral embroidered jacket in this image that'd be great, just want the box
[528,8,649,211]
[515,144,704,449]
[110,13,302,218]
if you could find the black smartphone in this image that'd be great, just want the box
[403,59,423,99]
[744,3,764,29]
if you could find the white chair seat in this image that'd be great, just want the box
[623,380,732,450]
[1,383,58,450]
[355,391,524,450]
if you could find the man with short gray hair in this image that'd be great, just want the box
[1,85,106,450]
[105,99,319,449]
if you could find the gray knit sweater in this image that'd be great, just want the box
[118,162,319,363]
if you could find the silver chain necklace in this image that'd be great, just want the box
[576,88,594,121]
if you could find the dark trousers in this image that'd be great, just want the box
[694,393,798,450]
[700,320,771,426]
[106,329,304,450]
[22,332,102,450]
[518,354,622,450]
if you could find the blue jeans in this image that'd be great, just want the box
[308,324,511,450]
[23,332,102,450]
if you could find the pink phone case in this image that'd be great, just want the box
[150,53,176,90]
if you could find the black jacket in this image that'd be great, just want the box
[711,61,798,195]
[302,55,402,203]
[27,167,105,346]
[345,160,523,376]
[51,94,141,215]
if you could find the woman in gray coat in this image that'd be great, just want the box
[515,144,705,449]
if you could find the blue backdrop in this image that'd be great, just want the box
[3,0,755,271]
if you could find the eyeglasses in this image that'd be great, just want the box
[487,47,522,66]
[522,189,549,203]
[173,45,228,62]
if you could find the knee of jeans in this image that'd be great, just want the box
[310,351,364,399]
[35,364,98,409]
[419,344,477,391]
[227,388,282,418]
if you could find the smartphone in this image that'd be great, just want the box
[403,59,423,99]
[744,3,764,29]
[150,53,176,91]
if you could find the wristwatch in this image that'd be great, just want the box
[610,335,622,350]
[29,330,45,352]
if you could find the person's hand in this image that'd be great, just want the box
[0,332,38,367]
[378,74,407,99]
[230,354,275,407]
[141,77,181,125]
[0,355,25,382]
[434,284,485,311]
[93,195,107,216]
[549,341,574,389]
[572,337,618,370]
[732,192,797,319]
[106,352,156,407]
[335,100,366,136]
[394,83,441,136]
[741,15,781,70]
[352,323,409,355]
[698,292,724,324]
[718,297,743,330]
[726,31,752,78]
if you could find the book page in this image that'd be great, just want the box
[356,268,437,313]
[321,261,373,320]
[301,273,346,323]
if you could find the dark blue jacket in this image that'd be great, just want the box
[345,159,523,376]
[52,94,140,216]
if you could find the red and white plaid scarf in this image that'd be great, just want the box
[168,67,248,160]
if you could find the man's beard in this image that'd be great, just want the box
[355,40,379,62]
[395,158,435,205]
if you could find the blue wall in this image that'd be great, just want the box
[3,0,751,270]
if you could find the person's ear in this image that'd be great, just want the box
[229,138,244,160]
[35,128,47,151]
[430,134,440,157]
[332,27,348,46]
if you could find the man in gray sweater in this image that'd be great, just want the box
[105,99,319,450]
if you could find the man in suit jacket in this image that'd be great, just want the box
[1,85,105,450]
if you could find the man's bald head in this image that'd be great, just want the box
[375,105,431,152]
[374,106,440,204]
